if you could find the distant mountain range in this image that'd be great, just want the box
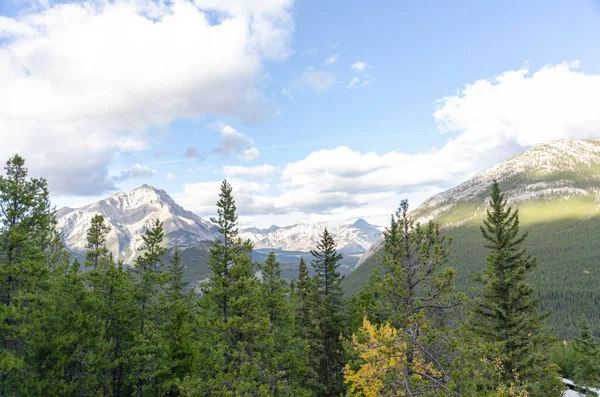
[239,219,382,254]
[56,185,382,266]
[345,139,600,338]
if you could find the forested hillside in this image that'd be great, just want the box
[2,153,599,396]
[346,140,600,339]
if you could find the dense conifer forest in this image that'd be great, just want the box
[1,154,599,396]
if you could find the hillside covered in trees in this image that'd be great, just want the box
[2,154,600,396]
[346,139,600,339]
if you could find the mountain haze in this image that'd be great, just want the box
[347,139,600,337]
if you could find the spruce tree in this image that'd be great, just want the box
[292,257,321,393]
[31,257,108,395]
[131,219,168,396]
[159,247,195,396]
[83,217,137,396]
[85,214,112,270]
[184,179,272,394]
[572,316,600,392]
[470,181,561,396]
[258,252,311,395]
[0,154,55,395]
[310,228,347,396]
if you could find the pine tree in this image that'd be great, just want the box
[572,316,600,392]
[31,257,108,396]
[0,154,55,395]
[184,179,272,394]
[292,257,321,393]
[346,200,461,395]
[470,181,562,396]
[85,214,112,270]
[310,228,347,396]
[83,217,137,396]
[159,247,195,396]
[258,252,311,395]
[130,219,168,396]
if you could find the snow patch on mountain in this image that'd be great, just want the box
[57,184,218,264]
[354,139,600,270]
[240,219,382,254]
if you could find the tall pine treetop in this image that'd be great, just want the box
[210,179,238,241]
[471,180,561,396]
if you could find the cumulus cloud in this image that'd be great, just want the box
[0,0,293,195]
[176,62,600,226]
[351,62,367,71]
[323,54,338,65]
[301,70,336,92]
[216,125,256,158]
[223,164,278,178]
[165,172,175,180]
[113,163,156,181]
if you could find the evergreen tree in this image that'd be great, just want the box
[470,181,562,396]
[572,316,600,392]
[346,200,461,396]
[83,216,137,396]
[159,247,195,396]
[310,228,347,396]
[130,219,168,396]
[0,154,55,395]
[258,252,311,395]
[31,257,108,396]
[85,214,112,270]
[292,257,321,393]
[184,179,272,394]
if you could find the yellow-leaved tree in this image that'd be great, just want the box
[345,316,440,397]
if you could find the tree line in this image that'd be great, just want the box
[1,154,599,396]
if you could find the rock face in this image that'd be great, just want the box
[57,184,218,264]
[355,139,600,269]
[240,219,383,254]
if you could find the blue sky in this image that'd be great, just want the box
[1,0,600,227]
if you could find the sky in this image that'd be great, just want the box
[1,0,600,228]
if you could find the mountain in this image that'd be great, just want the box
[239,218,382,254]
[346,139,600,338]
[57,184,218,263]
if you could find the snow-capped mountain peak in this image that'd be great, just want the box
[57,185,218,264]
[240,219,382,254]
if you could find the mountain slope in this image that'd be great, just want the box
[240,219,382,254]
[346,139,600,338]
[57,184,218,263]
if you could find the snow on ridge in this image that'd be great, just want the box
[355,139,600,270]
[57,185,217,264]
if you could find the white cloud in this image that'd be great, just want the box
[240,148,261,161]
[351,61,367,71]
[347,77,360,88]
[0,0,293,195]
[433,61,600,149]
[223,164,278,178]
[165,172,175,180]
[178,62,600,227]
[301,70,336,92]
[112,163,156,181]
[216,125,255,157]
[175,179,268,215]
[323,54,338,65]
